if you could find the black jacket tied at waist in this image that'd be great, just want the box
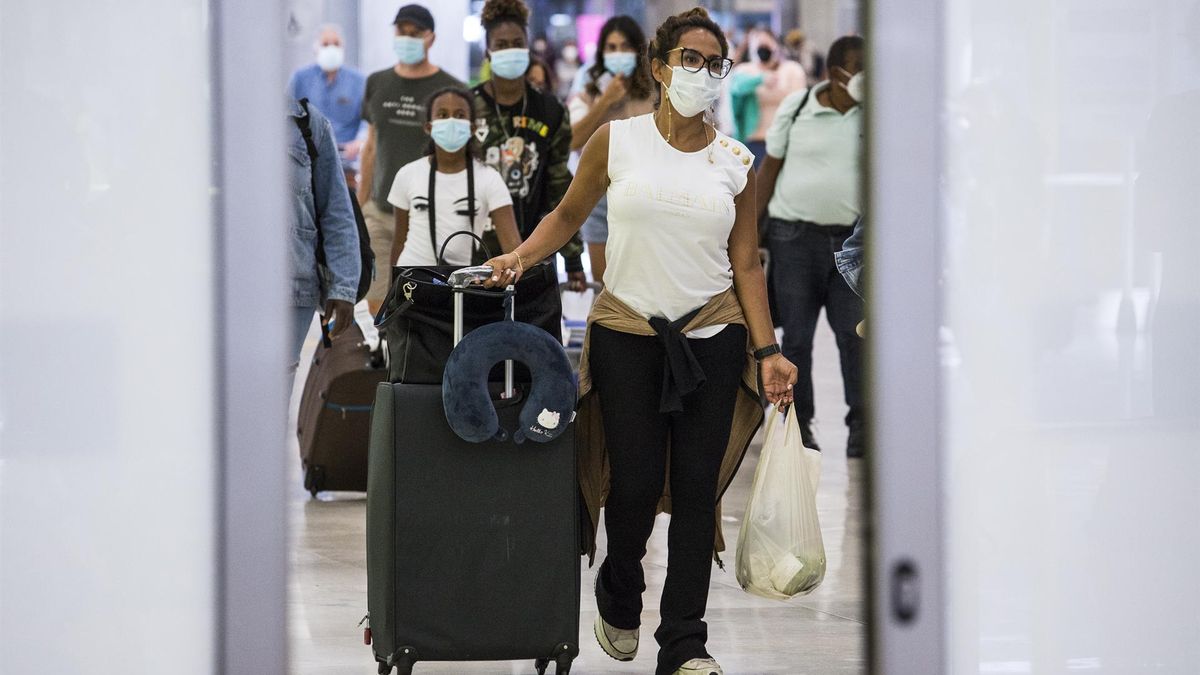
[648,306,707,413]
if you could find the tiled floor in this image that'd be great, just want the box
[289,317,867,675]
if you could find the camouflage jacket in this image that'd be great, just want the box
[473,81,584,272]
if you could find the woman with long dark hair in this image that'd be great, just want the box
[484,8,798,674]
[566,15,656,285]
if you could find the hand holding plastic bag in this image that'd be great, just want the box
[735,404,826,600]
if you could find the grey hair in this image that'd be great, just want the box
[313,23,344,47]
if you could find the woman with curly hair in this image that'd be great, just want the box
[566,15,657,285]
[472,0,587,290]
[484,8,798,675]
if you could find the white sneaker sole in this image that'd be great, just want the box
[593,614,638,662]
[675,665,724,675]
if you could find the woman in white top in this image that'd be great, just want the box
[566,15,657,285]
[388,87,521,267]
[484,9,797,675]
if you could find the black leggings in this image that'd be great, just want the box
[589,323,747,675]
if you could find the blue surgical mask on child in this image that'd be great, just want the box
[430,119,473,153]
[490,48,531,80]
[603,52,637,77]
[394,36,425,65]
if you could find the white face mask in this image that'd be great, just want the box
[664,66,722,118]
[316,45,344,72]
[846,72,865,103]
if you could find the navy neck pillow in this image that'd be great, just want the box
[442,321,577,444]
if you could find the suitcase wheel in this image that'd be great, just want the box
[377,664,391,675]
[387,647,416,675]
[552,643,578,675]
[304,465,325,499]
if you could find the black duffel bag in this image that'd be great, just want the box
[376,234,563,384]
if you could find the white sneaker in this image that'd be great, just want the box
[593,613,638,661]
[675,657,724,675]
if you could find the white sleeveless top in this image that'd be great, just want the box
[603,113,753,338]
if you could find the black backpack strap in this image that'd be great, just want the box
[466,157,476,259]
[294,98,327,267]
[428,153,438,262]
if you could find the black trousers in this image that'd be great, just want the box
[589,323,746,675]
[766,217,865,426]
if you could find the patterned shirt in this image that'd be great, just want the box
[473,81,583,272]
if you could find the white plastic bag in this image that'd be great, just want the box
[735,404,826,600]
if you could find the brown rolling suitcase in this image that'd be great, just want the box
[297,320,387,497]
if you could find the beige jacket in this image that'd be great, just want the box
[575,287,765,565]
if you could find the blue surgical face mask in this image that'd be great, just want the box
[603,51,637,77]
[490,48,530,80]
[394,35,426,65]
[429,118,472,153]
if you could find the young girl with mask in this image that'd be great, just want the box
[472,0,588,291]
[482,8,798,675]
[566,15,657,285]
[386,87,520,267]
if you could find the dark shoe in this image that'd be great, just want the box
[847,421,866,458]
[799,419,820,451]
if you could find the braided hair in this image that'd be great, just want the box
[647,7,729,65]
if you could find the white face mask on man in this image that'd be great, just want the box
[664,66,723,118]
[845,72,865,103]
[316,45,344,72]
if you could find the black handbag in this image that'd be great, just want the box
[376,232,562,384]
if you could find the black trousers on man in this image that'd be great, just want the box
[767,217,864,427]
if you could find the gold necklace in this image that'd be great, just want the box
[664,94,715,164]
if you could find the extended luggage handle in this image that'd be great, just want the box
[450,264,517,399]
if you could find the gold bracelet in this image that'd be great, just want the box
[514,251,526,273]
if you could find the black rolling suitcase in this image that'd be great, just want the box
[366,267,580,675]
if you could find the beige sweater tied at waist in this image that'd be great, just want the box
[575,287,765,565]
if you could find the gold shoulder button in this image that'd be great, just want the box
[742,156,751,166]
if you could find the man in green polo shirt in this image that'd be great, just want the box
[757,36,866,457]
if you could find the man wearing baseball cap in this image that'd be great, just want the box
[358,4,464,315]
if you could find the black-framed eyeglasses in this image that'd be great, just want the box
[666,47,734,79]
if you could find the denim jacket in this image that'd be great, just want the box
[289,98,360,307]
[834,214,865,298]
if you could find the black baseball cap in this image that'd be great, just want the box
[393,4,434,32]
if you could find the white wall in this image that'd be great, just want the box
[939,0,1200,672]
[0,1,216,671]
[359,0,470,80]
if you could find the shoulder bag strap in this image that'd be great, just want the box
[427,153,438,262]
[429,155,481,265]
[779,87,813,160]
[294,99,327,267]
[466,157,476,260]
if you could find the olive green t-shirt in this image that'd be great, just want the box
[362,67,464,212]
